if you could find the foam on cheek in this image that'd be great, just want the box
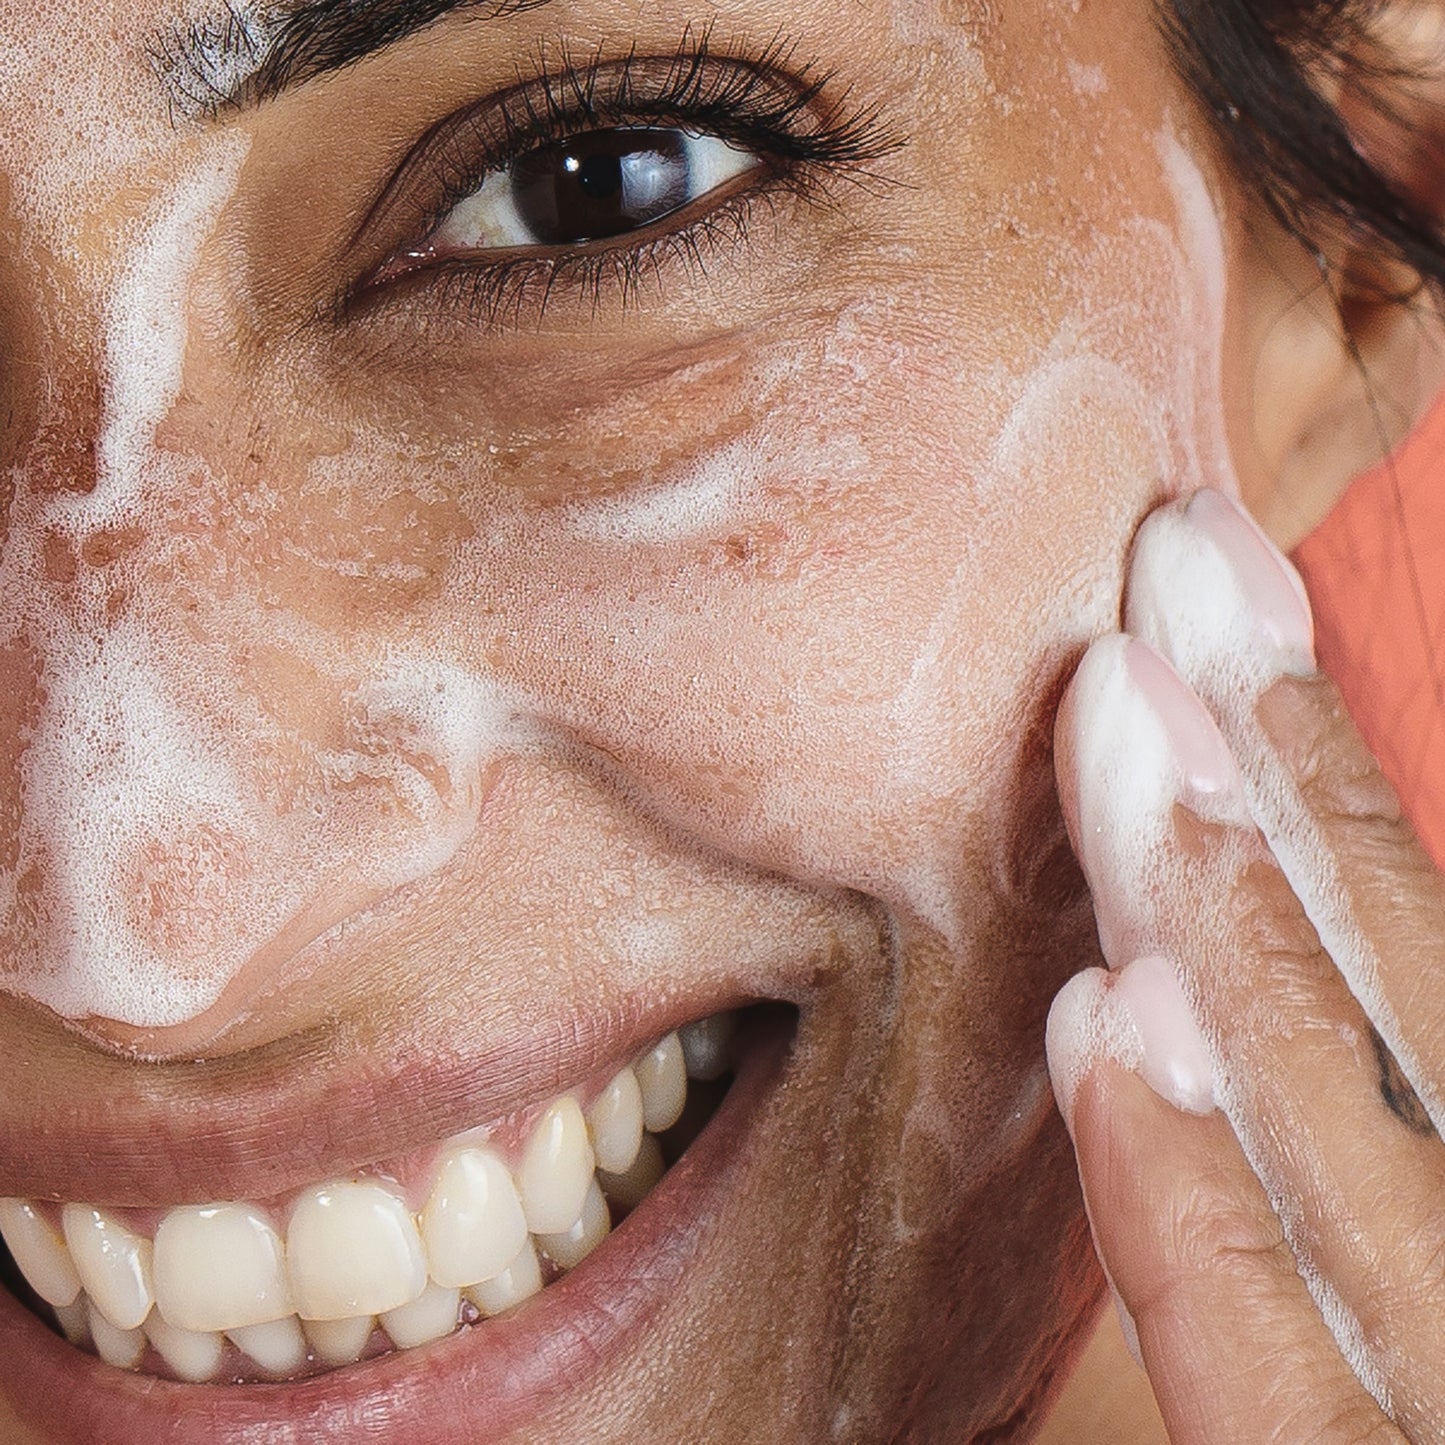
[874,121,1234,942]
[561,438,749,546]
[877,357,1162,944]
[1155,128,1232,497]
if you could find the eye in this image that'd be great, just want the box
[348,35,906,326]
[421,127,759,257]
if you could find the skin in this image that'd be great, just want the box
[0,0,1439,1441]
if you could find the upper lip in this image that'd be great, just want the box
[0,980,755,1209]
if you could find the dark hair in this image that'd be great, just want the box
[1163,0,1445,297]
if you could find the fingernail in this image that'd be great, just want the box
[1065,635,1249,962]
[1047,958,1217,1131]
[1112,955,1217,1115]
[1126,488,1316,678]
[1186,490,1315,662]
[1123,639,1244,805]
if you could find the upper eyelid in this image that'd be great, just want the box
[346,36,903,281]
[356,53,799,249]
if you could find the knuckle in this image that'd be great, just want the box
[1306,1404,1404,1439]
[1297,1404,1405,1445]
[1168,1170,1293,1284]
[1230,858,1333,985]
[1272,676,1404,830]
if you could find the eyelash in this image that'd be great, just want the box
[352,27,905,328]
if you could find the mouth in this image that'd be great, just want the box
[0,1003,796,1442]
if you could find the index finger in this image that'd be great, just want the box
[1126,487,1445,1133]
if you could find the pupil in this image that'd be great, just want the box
[512,128,692,245]
[577,154,623,201]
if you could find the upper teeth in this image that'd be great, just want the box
[0,1017,733,1382]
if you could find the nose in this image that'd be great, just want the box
[0,335,489,1057]
[0,407,250,1039]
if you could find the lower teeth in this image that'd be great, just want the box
[1,1013,742,1385]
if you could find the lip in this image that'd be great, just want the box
[0,984,759,1206]
[0,1007,793,1444]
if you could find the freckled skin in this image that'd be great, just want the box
[0,0,1323,1438]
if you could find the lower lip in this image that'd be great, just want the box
[0,1011,794,1445]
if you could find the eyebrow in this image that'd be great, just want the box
[148,0,555,120]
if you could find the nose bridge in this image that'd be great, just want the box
[0,118,255,663]
[0,126,265,1019]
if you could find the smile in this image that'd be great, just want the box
[0,1005,792,1439]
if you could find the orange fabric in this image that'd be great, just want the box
[1294,393,1445,867]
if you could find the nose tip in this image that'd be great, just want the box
[0,567,509,1042]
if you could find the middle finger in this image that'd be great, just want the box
[1059,632,1445,1438]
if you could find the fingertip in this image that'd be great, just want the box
[1125,487,1316,682]
[1053,673,1082,854]
[1046,966,1131,1136]
[1053,634,1134,863]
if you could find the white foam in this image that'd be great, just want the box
[0,43,1242,1072]
[1155,128,1233,498]
[151,1,288,119]
[1045,967,1144,1134]
[1066,61,1108,98]
[562,440,748,546]
[46,137,250,538]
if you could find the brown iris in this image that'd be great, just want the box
[510,128,694,244]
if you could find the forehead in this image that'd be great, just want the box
[0,0,995,104]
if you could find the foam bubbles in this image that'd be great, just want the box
[1124,497,1410,1401]
[0,145,535,1025]
[1045,966,1144,1134]
[88,137,249,527]
[562,438,750,546]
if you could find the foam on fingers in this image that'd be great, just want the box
[1045,967,1142,1134]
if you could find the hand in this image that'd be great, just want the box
[1047,488,1445,1445]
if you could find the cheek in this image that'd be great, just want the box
[455,316,1173,929]
[0,84,1230,1031]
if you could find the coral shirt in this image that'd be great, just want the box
[1294,394,1445,867]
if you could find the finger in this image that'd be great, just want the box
[1255,670,1445,1121]
[1057,634,1445,1435]
[1126,487,1445,1133]
[1048,983,1402,1445]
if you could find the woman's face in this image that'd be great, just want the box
[0,0,1260,1438]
